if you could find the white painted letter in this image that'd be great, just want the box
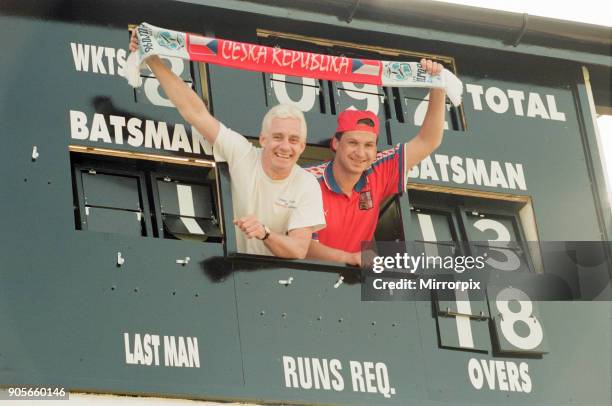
[187,337,200,368]
[283,356,298,388]
[104,47,116,75]
[90,45,107,74]
[434,154,450,181]
[109,115,126,144]
[144,120,171,150]
[485,87,509,114]
[330,359,344,391]
[171,124,192,153]
[312,358,331,390]
[127,118,144,147]
[489,161,509,189]
[349,361,365,392]
[507,89,525,116]
[70,110,89,140]
[164,335,178,367]
[465,84,484,111]
[527,92,549,119]
[519,362,532,393]
[363,362,377,393]
[468,358,483,389]
[420,157,439,181]
[505,163,527,190]
[124,333,134,364]
[480,359,496,390]
[70,43,89,72]
[297,357,313,389]
[495,360,509,391]
[466,158,490,186]
[506,361,522,392]
[90,113,112,143]
[450,156,466,184]
[546,95,566,121]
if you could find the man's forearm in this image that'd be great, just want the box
[146,56,204,118]
[307,241,354,264]
[264,232,310,259]
[145,56,219,141]
[417,88,446,149]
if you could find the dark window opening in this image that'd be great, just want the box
[150,170,221,242]
[70,152,221,243]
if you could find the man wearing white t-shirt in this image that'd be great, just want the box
[213,106,325,257]
[130,35,325,259]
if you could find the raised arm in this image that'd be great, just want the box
[129,30,219,143]
[405,59,447,169]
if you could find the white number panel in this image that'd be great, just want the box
[464,211,530,272]
[437,314,491,351]
[436,287,491,351]
[410,209,490,351]
[487,286,548,354]
[334,81,385,118]
[407,208,454,242]
[266,73,321,112]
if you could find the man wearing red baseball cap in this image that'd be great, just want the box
[306,59,446,266]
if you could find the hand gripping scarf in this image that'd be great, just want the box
[125,23,463,106]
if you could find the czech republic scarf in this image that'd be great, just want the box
[126,23,463,106]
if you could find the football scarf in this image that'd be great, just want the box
[125,23,463,106]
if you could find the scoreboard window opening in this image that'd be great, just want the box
[69,149,222,243]
[256,29,466,132]
[375,196,405,243]
[298,144,334,167]
[149,169,221,242]
[403,188,540,272]
[405,189,547,354]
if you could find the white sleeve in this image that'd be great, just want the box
[212,123,256,165]
[287,172,326,233]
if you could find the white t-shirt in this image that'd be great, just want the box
[213,124,326,256]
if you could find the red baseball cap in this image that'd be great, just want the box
[335,109,379,136]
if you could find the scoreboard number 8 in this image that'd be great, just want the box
[495,287,544,351]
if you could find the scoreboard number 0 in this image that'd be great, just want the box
[271,74,318,112]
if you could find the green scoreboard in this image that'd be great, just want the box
[1,0,610,405]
